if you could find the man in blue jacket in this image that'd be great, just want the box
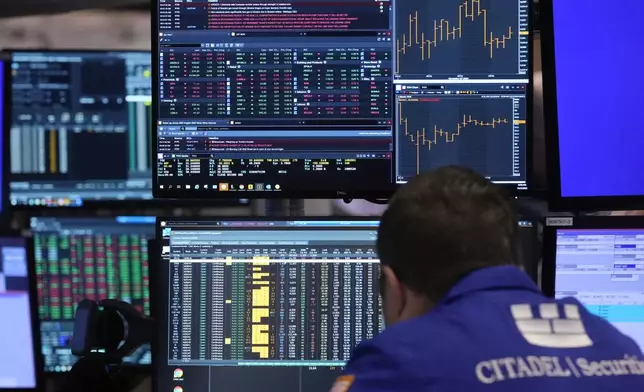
[331,166,644,391]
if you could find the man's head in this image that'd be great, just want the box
[377,166,519,326]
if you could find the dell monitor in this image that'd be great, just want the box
[543,216,644,351]
[541,1,644,210]
[154,218,383,392]
[152,0,531,198]
[0,232,43,390]
[30,216,155,372]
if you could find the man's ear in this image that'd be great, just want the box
[382,266,404,309]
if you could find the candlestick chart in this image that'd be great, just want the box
[395,0,527,79]
[395,95,518,181]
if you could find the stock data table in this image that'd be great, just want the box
[31,216,154,371]
[155,0,395,198]
[170,259,380,364]
[156,219,382,392]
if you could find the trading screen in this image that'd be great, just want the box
[393,0,530,190]
[155,0,394,197]
[554,229,644,351]
[9,51,153,207]
[154,0,530,197]
[156,219,383,392]
[0,237,38,388]
[30,216,154,371]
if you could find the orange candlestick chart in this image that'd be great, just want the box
[395,95,521,181]
[394,0,527,79]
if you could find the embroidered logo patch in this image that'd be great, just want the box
[329,375,355,392]
[511,303,593,348]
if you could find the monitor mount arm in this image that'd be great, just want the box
[341,197,389,205]
[57,299,154,392]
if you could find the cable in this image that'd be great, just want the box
[365,198,390,205]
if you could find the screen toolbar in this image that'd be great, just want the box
[0,236,38,388]
[155,219,382,392]
[153,0,531,197]
[554,228,644,352]
[30,216,154,372]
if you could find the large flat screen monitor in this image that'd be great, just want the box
[541,1,644,211]
[152,0,532,199]
[154,218,383,392]
[30,216,155,372]
[6,49,246,208]
[0,232,43,390]
[153,217,537,391]
[543,216,644,352]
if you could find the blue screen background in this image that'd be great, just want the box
[553,0,644,197]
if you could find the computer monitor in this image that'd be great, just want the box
[541,1,644,211]
[542,216,644,351]
[7,50,152,207]
[30,216,155,372]
[153,0,395,199]
[393,0,532,192]
[154,218,383,392]
[6,49,246,208]
[0,232,43,390]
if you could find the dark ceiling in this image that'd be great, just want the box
[114,3,149,10]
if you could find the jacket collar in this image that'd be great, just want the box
[441,266,542,304]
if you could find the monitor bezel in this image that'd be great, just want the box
[0,52,11,216]
[541,215,644,298]
[148,238,161,392]
[540,1,644,212]
[2,48,249,210]
[151,216,380,389]
[517,218,539,284]
[0,230,45,392]
[150,2,397,200]
[26,215,155,374]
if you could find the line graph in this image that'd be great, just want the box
[395,0,528,79]
[395,95,523,182]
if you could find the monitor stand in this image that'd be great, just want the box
[264,199,305,217]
